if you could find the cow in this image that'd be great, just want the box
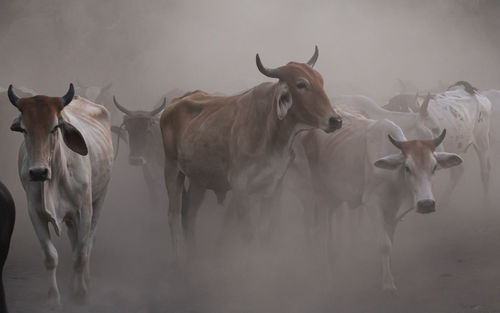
[160,46,342,255]
[333,94,442,139]
[8,84,114,307]
[112,95,168,205]
[291,112,462,291]
[383,93,421,112]
[0,181,15,313]
[74,81,119,125]
[427,81,491,201]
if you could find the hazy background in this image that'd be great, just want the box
[1,0,499,104]
[1,0,500,312]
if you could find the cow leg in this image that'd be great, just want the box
[366,195,399,292]
[182,182,206,254]
[143,165,159,207]
[442,163,464,205]
[223,192,252,242]
[71,200,92,301]
[473,142,490,203]
[164,162,186,259]
[84,193,108,287]
[28,210,60,307]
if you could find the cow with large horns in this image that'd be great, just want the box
[8,84,114,307]
[289,112,462,291]
[112,95,168,205]
[160,46,342,255]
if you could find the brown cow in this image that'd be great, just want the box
[160,46,342,255]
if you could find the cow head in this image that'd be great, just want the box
[8,84,87,182]
[417,93,441,137]
[256,46,342,133]
[374,129,462,214]
[112,96,167,166]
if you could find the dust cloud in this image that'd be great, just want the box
[1,0,500,312]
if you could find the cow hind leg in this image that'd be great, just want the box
[473,143,490,204]
[71,201,92,302]
[164,162,186,260]
[29,211,60,308]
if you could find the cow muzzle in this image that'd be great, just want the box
[129,156,146,166]
[325,116,342,133]
[416,199,436,214]
[29,166,50,182]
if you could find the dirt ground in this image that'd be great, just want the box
[3,144,500,313]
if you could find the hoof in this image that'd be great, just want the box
[48,288,61,310]
[382,284,397,295]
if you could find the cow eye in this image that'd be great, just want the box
[51,124,60,134]
[405,165,411,174]
[296,82,308,90]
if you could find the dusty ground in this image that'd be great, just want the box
[3,145,500,313]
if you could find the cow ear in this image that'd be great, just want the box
[10,116,24,132]
[276,84,293,120]
[111,125,128,144]
[435,152,462,169]
[60,120,88,156]
[374,154,404,170]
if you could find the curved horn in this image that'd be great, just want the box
[7,85,20,108]
[432,129,446,148]
[256,54,280,79]
[62,83,75,106]
[113,96,132,115]
[388,134,404,150]
[306,45,319,67]
[419,92,431,116]
[149,97,167,116]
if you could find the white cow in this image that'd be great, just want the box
[291,112,462,291]
[336,81,492,201]
[8,84,113,307]
[428,82,491,200]
[333,94,442,140]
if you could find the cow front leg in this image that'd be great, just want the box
[370,205,396,292]
[29,210,60,308]
[164,163,186,261]
[182,182,206,256]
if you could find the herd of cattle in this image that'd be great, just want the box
[0,46,499,310]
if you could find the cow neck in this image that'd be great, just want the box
[264,102,297,157]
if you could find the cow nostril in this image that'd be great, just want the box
[328,116,342,130]
[29,167,49,181]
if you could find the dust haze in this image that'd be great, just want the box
[1,0,500,312]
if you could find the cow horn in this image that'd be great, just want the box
[419,92,431,116]
[62,83,75,106]
[113,96,132,115]
[432,129,446,148]
[306,45,319,67]
[149,97,167,116]
[7,85,20,108]
[388,134,404,150]
[256,54,280,79]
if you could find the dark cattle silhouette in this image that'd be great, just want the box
[0,181,15,313]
